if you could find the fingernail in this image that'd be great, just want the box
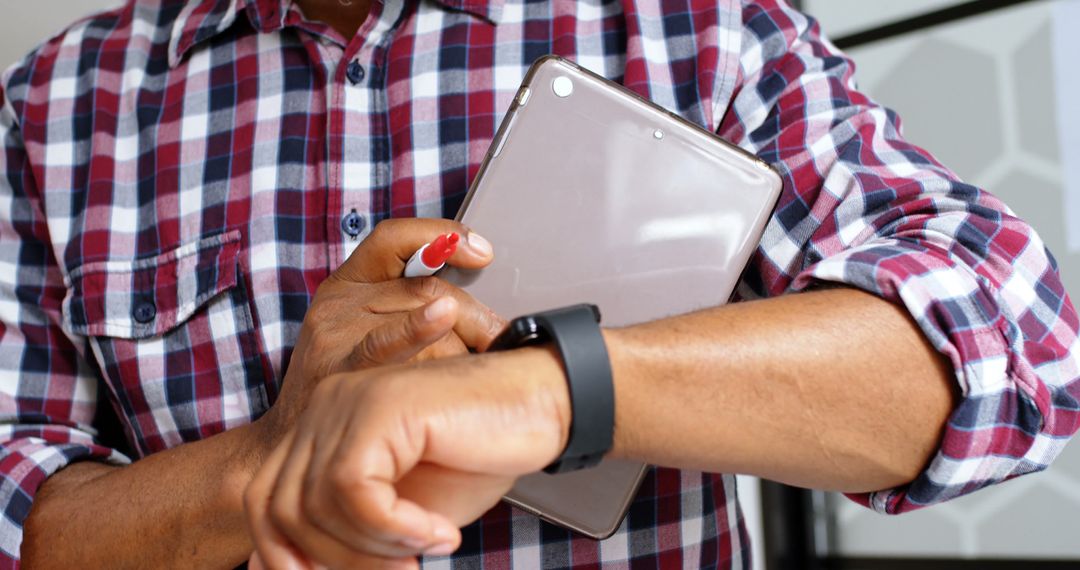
[279,557,303,570]
[424,542,456,557]
[466,232,493,257]
[432,522,457,542]
[424,297,454,321]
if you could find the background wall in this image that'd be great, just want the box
[804,0,1080,561]
[0,1,119,68]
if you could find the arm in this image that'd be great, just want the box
[604,287,956,492]
[24,425,268,569]
[1,75,263,567]
[244,3,1080,568]
[241,266,1066,569]
[17,220,501,569]
[713,0,1080,512]
[239,289,951,570]
[0,55,504,566]
[0,82,134,566]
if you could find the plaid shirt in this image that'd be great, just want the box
[1,0,1078,567]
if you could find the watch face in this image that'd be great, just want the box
[490,314,556,351]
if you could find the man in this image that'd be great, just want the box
[1,0,1076,567]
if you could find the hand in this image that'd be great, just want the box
[244,348,571,570]
[253,219,506,461]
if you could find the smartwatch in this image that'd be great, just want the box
[488,304,614,473]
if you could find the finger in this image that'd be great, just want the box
[274,410,433,561]
[452,302,506,352]
[335,219,493,283]
[413,332,469,362]
[346,297,458,370]
[325,418,461,552]
[270,429,424,563]
[244,431,312,570]
[280,433,463,560]
[383,556,423,570]
[268,387,449,562]
[446,230,493,268]
[365,279,506,350]
[331,480,461,557]
[249,497,316,570]
[395,463,515,527]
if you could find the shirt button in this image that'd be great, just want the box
[346,60,365,85]
[341,209,366,238]
[133,300,157,324]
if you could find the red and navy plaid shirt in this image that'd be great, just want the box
[1,0,1078,567]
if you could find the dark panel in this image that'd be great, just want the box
[832,0,1046,49]
[761,480,820,570]
[823,558,1080,570]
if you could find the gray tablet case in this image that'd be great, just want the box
[441,56,782,539]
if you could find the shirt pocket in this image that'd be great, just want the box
[62,230,271,456]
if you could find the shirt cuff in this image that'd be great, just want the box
[0,428,130,565]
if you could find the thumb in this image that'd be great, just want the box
[334,218,493,283]
[345,297,458,370]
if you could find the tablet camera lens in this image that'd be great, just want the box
[552,76,574,98]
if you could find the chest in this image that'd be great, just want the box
[23,0,737,454]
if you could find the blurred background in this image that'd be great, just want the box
[3,1,1077,568]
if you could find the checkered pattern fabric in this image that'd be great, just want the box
[0,0,1077,567]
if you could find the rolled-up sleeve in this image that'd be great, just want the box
[723,0,1080,513]
[0,83,129,563]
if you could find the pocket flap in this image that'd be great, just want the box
[63,230,243,339]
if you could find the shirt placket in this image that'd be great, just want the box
[326,0,404,265]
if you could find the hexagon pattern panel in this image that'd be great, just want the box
[806,0,1080,560]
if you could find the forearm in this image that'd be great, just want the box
[230,286,958,562]
[603,287,958,492]
[22,422,270,569]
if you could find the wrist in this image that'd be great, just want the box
[222,418,278,505]
[599,326,636,460]
[492,315,618,472]
[493,346,573,462]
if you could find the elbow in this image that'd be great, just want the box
[846,451,933,495]
[839,393,956,495]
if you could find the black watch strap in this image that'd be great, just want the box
[488,304,614,473]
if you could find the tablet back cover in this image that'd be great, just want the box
[441,56,782,539]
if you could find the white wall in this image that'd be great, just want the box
[0,1,119,69]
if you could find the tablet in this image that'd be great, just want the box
[441,56,782,539]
